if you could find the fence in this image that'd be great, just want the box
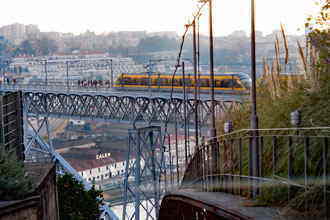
[182,127,330,216]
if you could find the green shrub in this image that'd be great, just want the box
[0,147,33,200]
[57,173,103,220]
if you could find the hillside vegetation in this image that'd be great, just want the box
[216,0,329,214]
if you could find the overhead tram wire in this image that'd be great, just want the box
[162,2,207,186]
[162,2,207,130]
[197,13,203,144]
[169,1,207,101]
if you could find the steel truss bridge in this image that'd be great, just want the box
[2,84,242,126]
[1,84,242,220]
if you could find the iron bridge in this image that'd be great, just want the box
[21,91,241,126]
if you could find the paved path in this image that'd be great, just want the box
[170,190,323,220]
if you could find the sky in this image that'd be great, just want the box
[0,0,321,36]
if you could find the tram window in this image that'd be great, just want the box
[179,79,183,86]
[152,78,158,86]
[122,77,130,84]
[184,78,191,86]
[128,78,134,85]
[220,79,234,88]
[200,79,210,87]
[141,78,147,85]
[215,80,222,87]
[172,79,180,86]
[159,78,167,86]
[138,77,147,85]
[166,78,174,86]
[135,78,141,85]
[232,79,243,88]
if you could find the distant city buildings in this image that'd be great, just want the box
[0,23,40,44]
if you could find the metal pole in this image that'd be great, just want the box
[250,0,260,196]
[175,119,180,185]
[209,0,216,139]
[66,61,69,90]
[135,131,141,220]
[182,62,188,166]
[208,0,219,180]
[168,134,173,186]
[0,66,3,85]
[148,60,152,96]
[44,60,48,87]
[193,20,199,147]
[110,59,113,88]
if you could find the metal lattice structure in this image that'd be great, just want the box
[23,92,241,126]
[24,114,119,220]
[0,78,242,220]
[122,126,164,220]
[0,91,24,160]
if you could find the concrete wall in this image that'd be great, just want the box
[0,196,40,220]
[0,163,59,220]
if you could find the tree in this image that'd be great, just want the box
[137,36,177,53]
[17,40,36,56]
[57,173,103,220]
[305,0,329,77]
[35,37,58,56]
[0,147,33,200]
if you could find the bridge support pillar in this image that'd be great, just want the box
[122,126,164,220]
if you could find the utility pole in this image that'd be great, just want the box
[250,0,260,197]
[148,60,152,96]
[110,59,114,88]
[66,61,69,91]
[207,0,219,176]
[208,0,216,139]
[44,60,48,87]
[182,61,188,166]
[193,20,199,147]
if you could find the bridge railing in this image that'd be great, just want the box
[181,127,330,215]
[0,81,116,93]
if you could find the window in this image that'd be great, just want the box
[232,79,243,88]
[200,79,210,87]
[98,168,100,172]
[220,79,233,88]
[215,79,222,87]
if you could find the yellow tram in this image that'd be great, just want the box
[114,72,252,93]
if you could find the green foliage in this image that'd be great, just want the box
[216,1,330,211]
[57,173,103,220]
[0,148,33,200]
[305,0,330,77]
[16,40,36,56]
[137,36,178,53]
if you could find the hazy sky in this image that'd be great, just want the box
[0,0,320,36]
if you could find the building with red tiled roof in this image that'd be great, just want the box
[61,147,135,186]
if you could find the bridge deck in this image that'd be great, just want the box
[167,190,282,220]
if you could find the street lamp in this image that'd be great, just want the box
[224,121,233,134]
[42,59,48,87]
[250,0,260,198]
[290,110,301,127]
